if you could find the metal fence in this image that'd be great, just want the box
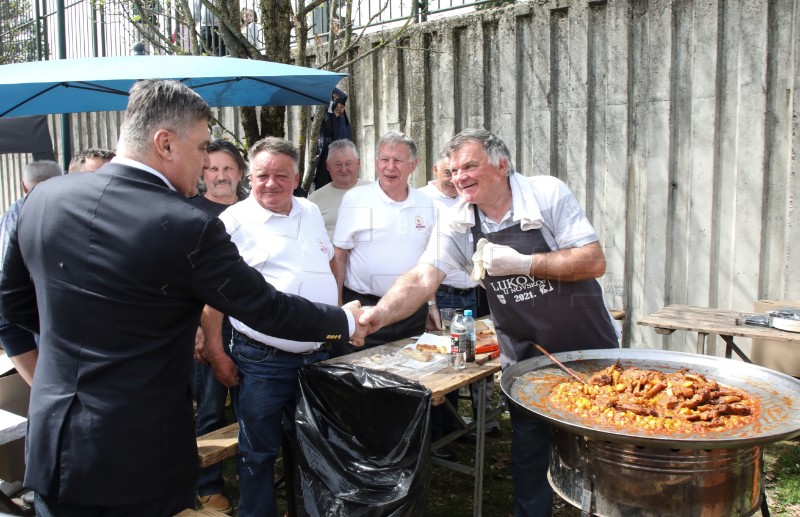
[0,0,497,63]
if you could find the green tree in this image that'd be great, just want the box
[0,0,36,65]
[115,0,414,185]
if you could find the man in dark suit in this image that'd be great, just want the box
[0,79,365,517]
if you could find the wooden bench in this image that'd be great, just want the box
[175,509,230,516]
[197,422,239,468]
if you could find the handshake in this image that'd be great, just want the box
[341,301,385,347]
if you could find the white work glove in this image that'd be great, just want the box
[471,238,488,281]
[481,242,532,277]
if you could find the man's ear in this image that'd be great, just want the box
[498,158,509,176]
[154,129,172,158]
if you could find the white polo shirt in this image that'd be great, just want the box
[334,181,435,297]
[219,195,337,353]
[417,182,478,290]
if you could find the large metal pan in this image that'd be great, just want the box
[501,348,800,449]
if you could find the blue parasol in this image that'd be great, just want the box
[0,55,346,117]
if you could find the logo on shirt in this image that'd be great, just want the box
[326,334,342,340]
[317,238,329,254]
[415,215,427,231]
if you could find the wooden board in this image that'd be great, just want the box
[174,509,231,516]
[0,409,26,446]
[637,304,800,343]
[196,422,239,468]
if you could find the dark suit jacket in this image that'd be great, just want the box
[0,163,350,505]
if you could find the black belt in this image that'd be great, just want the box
[437,285,476,297]
[233,330,331,355]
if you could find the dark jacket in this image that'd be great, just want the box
[0,163,350,505]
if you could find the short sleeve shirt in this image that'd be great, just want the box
[220,196,337,352]
[419,173,599,277]
[334,182,436,297]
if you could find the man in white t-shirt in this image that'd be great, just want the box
[332,131,436,355]
[308,139,371,240]
[201,137,345,517]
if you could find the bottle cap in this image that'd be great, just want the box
[464,310,473,316]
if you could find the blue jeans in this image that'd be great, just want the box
[195,322,236,496]
[232,331,329,517]
[508,402,552,517]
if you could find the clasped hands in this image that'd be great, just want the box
[342,301,387,347]
[471,238,533,280]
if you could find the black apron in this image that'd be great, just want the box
[470,205,618,368]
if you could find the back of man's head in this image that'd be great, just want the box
[68,148,116,173]
[118,80,212,159]
[22,160,63,192]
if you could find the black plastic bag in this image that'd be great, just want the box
[295,364,431,516]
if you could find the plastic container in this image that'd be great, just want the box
[463,309,476,362]
[450,310,467,369]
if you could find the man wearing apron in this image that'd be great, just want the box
[362,128,619,516]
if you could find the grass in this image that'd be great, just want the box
[217,390,800,517]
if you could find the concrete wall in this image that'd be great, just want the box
[2,0,797,357]
[340,0,800,355]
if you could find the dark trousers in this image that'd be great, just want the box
[330,287,427,357]
[508,401,553,517]
[34,490,195,517]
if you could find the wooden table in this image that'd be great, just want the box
[323,339,502,517]
[0,408,26,447]
[637,304,800,363]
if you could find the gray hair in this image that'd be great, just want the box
[376,131,417,161]
[119,80,212,158]
[23,160,63,189]
[443,128,514,176]
[327,139,359,160]
[248,137,300,172]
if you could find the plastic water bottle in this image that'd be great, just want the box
[450,310,467,369]
[463,309,476,362]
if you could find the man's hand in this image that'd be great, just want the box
[342,300,366,346]
[482,242,533,277]
[194,327,208,365]
[209,353,239,388]
[359,305,388,337]
[425,304,442,332]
